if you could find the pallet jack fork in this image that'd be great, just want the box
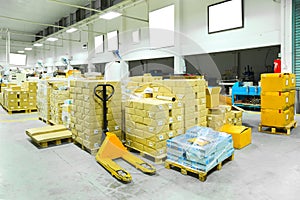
[94,84,156,183]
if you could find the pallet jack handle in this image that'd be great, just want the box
[94,84,115,139]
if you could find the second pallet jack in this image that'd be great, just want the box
[94,84,156,183]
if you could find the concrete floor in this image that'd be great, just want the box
[0,107,300,200]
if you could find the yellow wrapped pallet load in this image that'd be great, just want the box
[260,73,296,133]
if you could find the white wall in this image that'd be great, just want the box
[10,0,284,72]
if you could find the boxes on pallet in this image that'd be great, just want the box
[71,79,122,152]
[260,73,296,130]
[125,98,184,157]
[166,126,234,172]
[220,124,251,149]
[50,89,70,125]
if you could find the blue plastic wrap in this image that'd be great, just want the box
[166,126,234,172]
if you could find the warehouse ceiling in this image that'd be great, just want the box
[0,0,92,43]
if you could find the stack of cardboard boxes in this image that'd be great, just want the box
[260,73,296,128]
[125,98,184,157]
[153,78,207,130]
[70,80,122,152]
[37,80,51,120]
[22,81,37,110]
[2,85,28,111]
[206,87,243,130]
[50,89,70,125]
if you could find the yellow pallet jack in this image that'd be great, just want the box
[94,84,156,183]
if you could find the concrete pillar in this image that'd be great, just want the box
[87,24,95,72]
[281,0,293,73]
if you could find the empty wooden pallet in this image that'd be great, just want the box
[26,125,72,148]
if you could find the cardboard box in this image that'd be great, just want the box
[206,87,221,108]
[220,124,251,149]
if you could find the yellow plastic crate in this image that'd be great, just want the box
[261,91,291,109]
[261,108,292,127]
[261,73,292,92]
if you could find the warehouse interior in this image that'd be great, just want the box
[0,0,300,199]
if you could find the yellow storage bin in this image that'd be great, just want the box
[261,108,292,127]
[261,91,291,109]
[261,73,291,92]
[220,124,251,149]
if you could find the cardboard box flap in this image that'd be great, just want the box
[206,87,221,95]
[220,124,249,134]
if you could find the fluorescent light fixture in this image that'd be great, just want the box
[66,28,78,33]
[24,47,32,51]
[33,43,43,47]
[46,37,58,42]
[17,50,25,53]
[99,11,121,20]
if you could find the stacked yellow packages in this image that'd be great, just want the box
[22,81,37,110]
[125,98,184,157]
[260,73,296,128]
[3,88,28,111]
[70,80,122,151]
[50,89,70,125]
[154,78,207,130]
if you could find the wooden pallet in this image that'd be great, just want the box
[258,120,297,135]
[38,117,51,124]
[165,153,234,182]
[2,105,29,114]
[27,109,38,113]
[73,138,99,156]
[126,145,166,164]
[26,125,73,148]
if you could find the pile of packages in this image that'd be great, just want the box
[207,105,243,130]
[2,85,28,111]
[125,98,184,157]
[22,81,38,110]
[50,88,70,125]
[70,79,122,151]
[166,126,234,172]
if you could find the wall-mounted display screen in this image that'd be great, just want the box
[208,0,244,34]
[107,30,119,51]
[95,35,104,53]
[149,4,175,48]
[9,53,27,66]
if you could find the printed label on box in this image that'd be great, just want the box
[169,118,173,123]
[286,97,289,103]
[158,121,163,126]
[169,131,174,137]
[168,103,172,109]
[286,80,289,86]
[159,105,163,110]
[286,114,289,120]
[115,126,119,130]
[159,135,164,140]
[94,129,99,134]
[149,127,154,132]
[177,116,182,121]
